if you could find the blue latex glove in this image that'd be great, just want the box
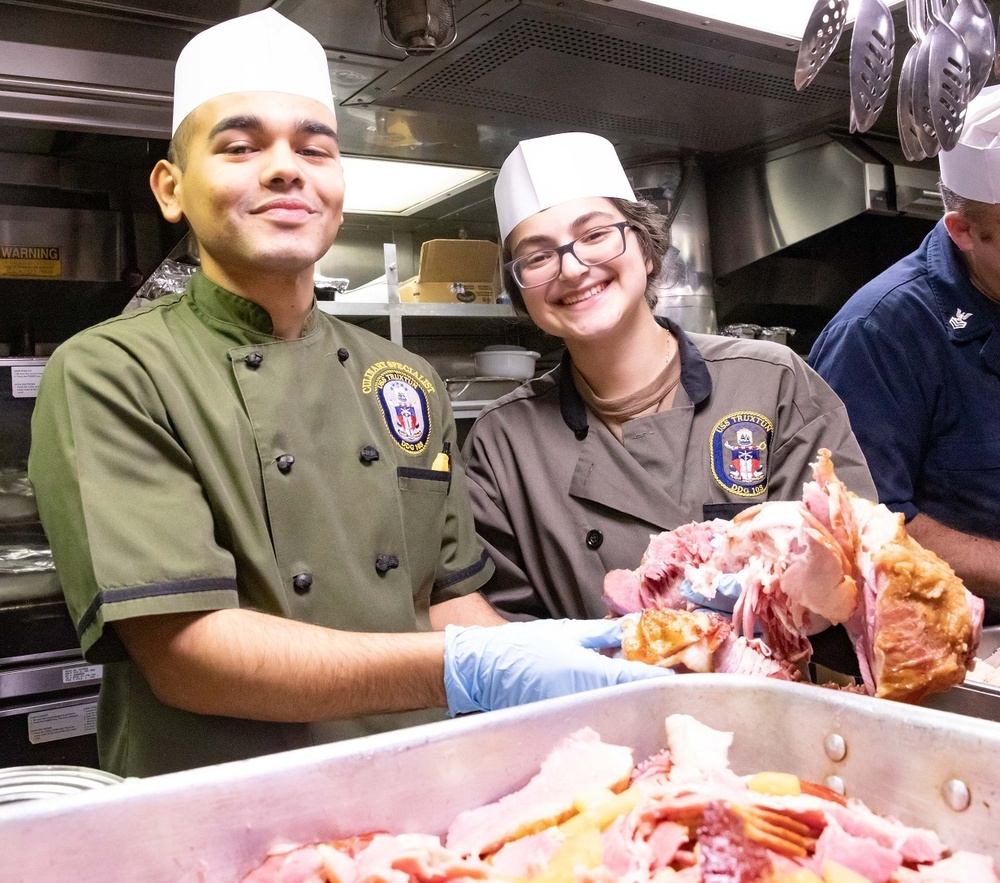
[443,618,672,716]
[679,573,743,614]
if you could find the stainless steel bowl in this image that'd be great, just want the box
[0,766,123,805]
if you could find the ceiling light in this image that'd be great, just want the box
[340,156,494,215]
[588,0,904,47]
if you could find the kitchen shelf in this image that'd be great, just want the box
[317,300,524,345]
[316,243,528,346]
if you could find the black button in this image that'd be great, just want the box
[276,454,295,474]
[245,351,264,369]
[359,445,380,463]
[337,347,350,362]
[375,554,399,574]
[575,427,589,440]
[585,529,603,550]
[292,572,313,594]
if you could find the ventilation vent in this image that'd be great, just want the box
[414,18,844,105]
[375,10,849,154]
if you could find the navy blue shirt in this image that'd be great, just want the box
[810,220,1000,540]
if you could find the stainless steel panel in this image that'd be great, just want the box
[0,205,121,281]
[0,658,101,701]
[707,136,891,276]
[0,676,998,882]
[348,0,850,163]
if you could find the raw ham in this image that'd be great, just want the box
[241,715,998,883]
[605,449,984,702]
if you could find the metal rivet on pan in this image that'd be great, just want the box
[824,733,847,762]
[825,776,846,795]
[942,779,971,812]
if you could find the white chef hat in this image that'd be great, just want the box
[494,133,636,241]
[939,84,1000,204]
[171,9,335,135]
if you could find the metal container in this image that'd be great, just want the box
[0,676,998,882]
[720,323,763,339]
[921,625,1000,722]
[0,765,121,805]
[758,326,797,346]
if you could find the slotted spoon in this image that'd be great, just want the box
[795,0,849,90]
[849,0,896,132]
[912,0,944,157]
[948,0,996,99]
[925,0,972,149]
[898,0,930,159]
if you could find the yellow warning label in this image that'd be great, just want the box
[0,245,61,278]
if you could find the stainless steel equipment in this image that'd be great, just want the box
[0,359,101,768]
[796,0,850,91]
[0,676,998,881]
[848,0,896,133]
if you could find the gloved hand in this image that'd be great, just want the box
[679,573,743,615]
[442,618,671,716]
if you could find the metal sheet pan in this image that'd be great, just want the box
[921,625,1000,721]
[1,676,999,882]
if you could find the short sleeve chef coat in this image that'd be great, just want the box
[28,271,492,777]
[462,317,875,621]
[810,220,1000,540]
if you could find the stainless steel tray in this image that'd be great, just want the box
[922,624,1000,721]
[1,676,999,882]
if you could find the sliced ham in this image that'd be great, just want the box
[621,608,731,673]
[241,716,995,883]
[444,727,634,858]
[811,817,902,883]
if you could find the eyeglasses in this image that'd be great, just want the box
[505,221,632,289]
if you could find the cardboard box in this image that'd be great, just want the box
[399,239,499,304]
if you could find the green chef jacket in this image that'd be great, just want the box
[28,271,493,777]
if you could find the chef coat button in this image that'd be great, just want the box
[360,445,380,463]
[575,427,589,440]
[375,554,399,574]
[292,572,313,594]
[276,454,295,474]
[585,529,603,550]
[245,351,264,369]
[337,347,350,362]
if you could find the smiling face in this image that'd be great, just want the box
[150,91,345,294]
[507,196,653,345]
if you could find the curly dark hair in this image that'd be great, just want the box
[498,196,671,312]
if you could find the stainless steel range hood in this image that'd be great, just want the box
[705,134,944,278]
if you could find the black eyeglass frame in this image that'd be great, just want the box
[504,221,632,289]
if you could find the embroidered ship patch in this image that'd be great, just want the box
[710,411,772,497]
[363,361,434,454]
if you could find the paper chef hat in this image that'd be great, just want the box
[494,133,636,241]
[939,84,1000,205]
[171,9,335,135]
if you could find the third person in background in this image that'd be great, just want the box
[810,85,1000,625]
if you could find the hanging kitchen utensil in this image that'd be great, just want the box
[948,0,996,99]
[912,0,944,157]
[898,0,930,159]
[925,0,972,150]
[795,0,849,90]
[996,7,1000,76]
[849,0,896,132]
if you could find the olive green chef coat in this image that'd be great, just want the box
[28,271,492,777]
[463,318,875,621]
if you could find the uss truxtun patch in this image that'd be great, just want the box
[710,411,773,497]
[363,360,434,454]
